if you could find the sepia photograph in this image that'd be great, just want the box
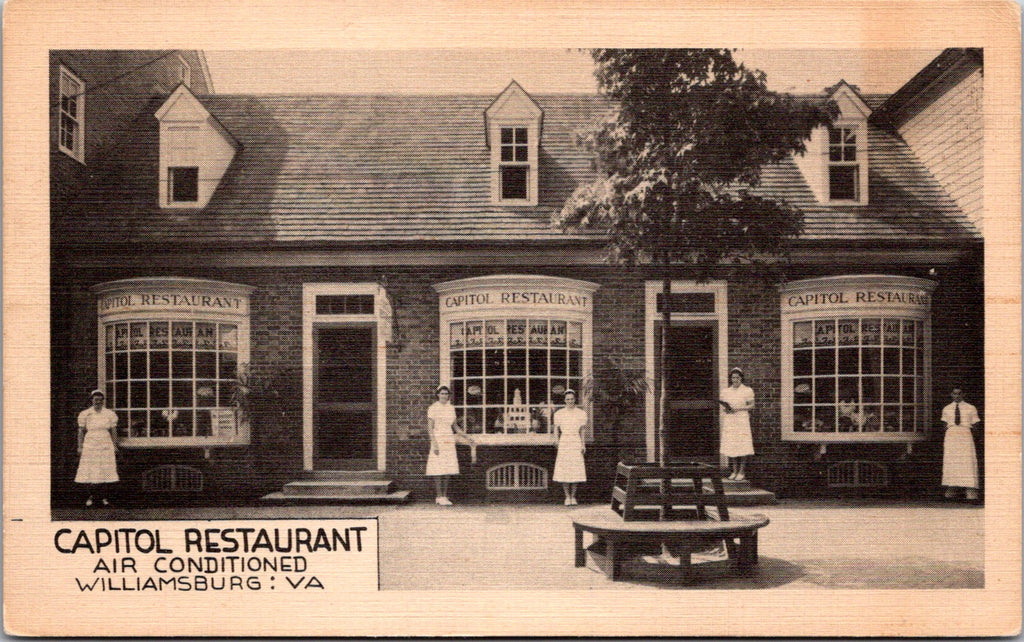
[5,1,1021,637]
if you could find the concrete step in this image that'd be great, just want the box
[303,470,388,481]
[261,490,411,505]
[283,479,393,496]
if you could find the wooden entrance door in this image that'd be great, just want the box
[662,324,719,462]
[313,326,375,470]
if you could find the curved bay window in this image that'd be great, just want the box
[781,276,934,442]
[92,278,253,447]
[435,275,598,445]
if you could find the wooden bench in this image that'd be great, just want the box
[572,506,769,581]
[573,462,768,582]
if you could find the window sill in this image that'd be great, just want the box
[119,438,249,448]
[58,146,85,165]
[783,432,928,443]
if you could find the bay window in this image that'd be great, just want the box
[435,275,598,444]
[92,278,253,447]
[781,275,935,442]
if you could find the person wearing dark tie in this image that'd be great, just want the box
[940,387,981,501]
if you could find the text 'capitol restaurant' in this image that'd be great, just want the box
[50,49,983,508]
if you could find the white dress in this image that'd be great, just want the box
[941,402,980,488]
[75,407,120,484]
[719,384,755,457]
[425,401,460,476]
[552,406,588,483]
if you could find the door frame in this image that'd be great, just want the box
[303,283,389,471]
[644,280,728,464]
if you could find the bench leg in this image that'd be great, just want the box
[574,526,586,568]
[737,532,758,570]
[677,549,692,583]
[607,540,622,581]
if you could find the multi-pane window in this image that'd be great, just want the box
[104,321,239,440]
[792,318,924,434]
[499,127,529,200]
[448,318,583,435]
[59,67,85,162]
[169,167,199,202]
[828,126,859,200]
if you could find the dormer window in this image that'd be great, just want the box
[169,167,199,202]
[829,125,860,201]
[485,81,543,206]
[156,85,238,209]
[500,127,529,200]
[791,81,870,206]
[58,66,85,163]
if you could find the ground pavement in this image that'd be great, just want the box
[54,499,983,590]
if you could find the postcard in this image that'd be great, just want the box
[3,0,1020,637]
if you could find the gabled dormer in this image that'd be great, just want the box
[484,81,543,206]
[794,80,871,205]
[155,84,237,208]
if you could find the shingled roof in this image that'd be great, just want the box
[58,91,979,247]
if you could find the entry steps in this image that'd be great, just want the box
[261,470,410,505]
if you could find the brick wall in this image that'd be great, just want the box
[50,257,983,507]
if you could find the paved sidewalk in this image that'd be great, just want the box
[53,499,984,590]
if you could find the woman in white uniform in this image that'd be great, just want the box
[552,389,588,506]
[719,368,755,481]
[426,385,460,505]
[75,389,120,507]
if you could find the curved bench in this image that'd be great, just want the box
[572,506,769,582]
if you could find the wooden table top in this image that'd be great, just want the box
[572,506,769,534]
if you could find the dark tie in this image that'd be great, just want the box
[955,403,961,426]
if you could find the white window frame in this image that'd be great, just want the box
[490,120,539,206]
[93,278,253,448]
[168,166,200,203]
[644,281,729,463]
[499,126,530,201]
[435,275,598,446]
[58,65,85,163]
[302,283,390,472]
[780,275,934,443]
[827,123,867,204]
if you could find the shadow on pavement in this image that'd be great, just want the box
[586,552,807,590]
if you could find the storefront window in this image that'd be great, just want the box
[105,320,240,439]
[449,318,583,435]
[781,275,934,442]
[791,317,923,434]
[435,275,598,444]
[92,278,252,447]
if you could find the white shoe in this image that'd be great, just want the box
[436,497,452,505]
[734,472,745,481]
[570,498,578,506]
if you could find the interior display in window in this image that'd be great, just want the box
[92,278,252,447]
[435,275,598,444]
[791,317,923,434]
[449,318,583,436]
[781,275,934,442]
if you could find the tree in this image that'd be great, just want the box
[555,49,835,465]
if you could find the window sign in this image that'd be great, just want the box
[781,275,934,443]
[435,275,598,445]
[92,278,252,447]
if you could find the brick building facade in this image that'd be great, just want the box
[50,50,983,509]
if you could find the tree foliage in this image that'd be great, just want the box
[556,49,837,275]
